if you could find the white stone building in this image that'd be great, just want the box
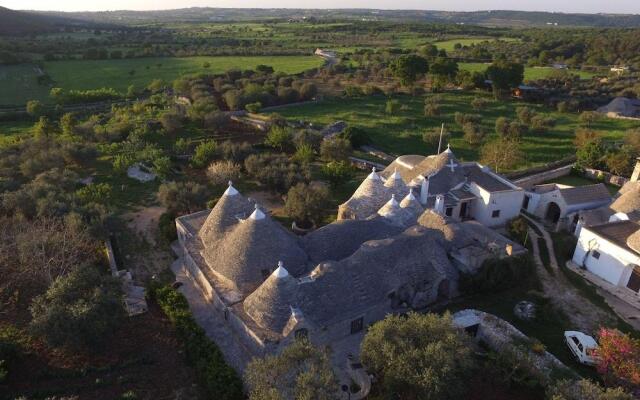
[338,146,525,228]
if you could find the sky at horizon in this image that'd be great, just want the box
[3,0,640,14]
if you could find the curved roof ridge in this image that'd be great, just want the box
[199,183,254,242]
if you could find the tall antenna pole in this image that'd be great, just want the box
[437,123,445,154]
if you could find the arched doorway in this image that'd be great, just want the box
[545,202,561,224]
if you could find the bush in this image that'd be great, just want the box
[321,161,354,187]
[339,126,370,148]
[455,112,481,127]
[158,212,178,243]
[531,115,556,133]
[191,140,217,169]
[216,140,254,163]
[424,102,440,116]
[385,99,401,114]
[422,127,449,147]
[150,285,243,400]
[293,144,315,164]
[284,182,330,227]
[495,117,510,137]
[292,129,323,150]
[206,160,242,186]
[471,97,489,111]
[507,216,529,245]
[244,153,310,194]
[158,181,209,215]
[463,123,485,145]
[516,106,536,125]
[265,126,293,152]
[245,102,262,113]
[459,255,535,295]
[320,137,352,162]
[507,121,528,140]
[29,265,124,349]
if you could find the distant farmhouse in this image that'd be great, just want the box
[597,97,640,120]
[174,147,525,365]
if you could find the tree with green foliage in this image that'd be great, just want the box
[191,140,218,169]
[480,137,523,172]
[29,265,124,349]
[579,111,601,127]
[339,126,370,148]
[576,140,605,170]
[33,116,56,138]
[284,182,330,228]
[390,54,429,87]
[462,122,485,145]
[245,338,339,400]
[293,144,315,164]
[75,183,112,205]
[486,60,524,99]
[361,312,474,400]
[153,156,173,179]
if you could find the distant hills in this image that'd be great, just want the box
[2,7,640,36]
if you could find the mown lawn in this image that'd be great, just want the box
[459,62,599,80]
[268,92,637,171]
[42,55,324,94]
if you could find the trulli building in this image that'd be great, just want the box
[175,151,526,368]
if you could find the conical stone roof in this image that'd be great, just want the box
[400,189,424,215]
[611,183,640,215]
[414,145,458,179]
[205,204,308,293]
[384,168,409,198]
[244,262,299,333]
[340,167,390,219]
[199,181,254,243]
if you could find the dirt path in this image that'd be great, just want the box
[528,227,615,334]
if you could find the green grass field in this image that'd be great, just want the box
[0,121,32,146]
[0,64,51,106]
[42,56,324,94]
[432,37,520,52]
[459,63,598,80]
[268,93,636,171]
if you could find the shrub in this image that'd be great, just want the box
[245,101,262,113]
[463,123,485,145]
[158,212,178,243]
[29,265,124,349]
[531,115,555,133]
[424,102,440,117]
[158,181,209,215]
[459,255,535,294]
[516,106,536,125]
[150,285,243,400]
[455,112,481,127]
[321,161,354,187]
[385,99,401,114]
[507,216,529,245]
[216,140,253,163]
[471,97,489,111]
[191,140,217,168]
[244,153,310,194]
[320,137,352,162]
[422,127,449,147]
[579,111,600,127]
[284,182,330,227]
[495,117,510,137]
[293,144,315,164]
[343,85,363,97]
[292,129,323,150]
[507,121,528,140]
[75,183,113,205]
[548,379,634,400]
[338,126,370,148]
[265,126,293,152]
[206,160,242,186]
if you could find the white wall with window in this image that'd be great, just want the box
[572,227,639,290]
[468,183,524,227]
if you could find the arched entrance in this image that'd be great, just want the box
[545,202,561,224]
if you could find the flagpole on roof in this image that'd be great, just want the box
[437,123,445,154]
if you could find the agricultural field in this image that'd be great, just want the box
[0,120,32,146]
[43,55,324,93]
[0,64,51,106]
[432,37,520,52]
[459,62,599,80]
[268,92,638,171]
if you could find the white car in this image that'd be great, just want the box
[564,331,599,366]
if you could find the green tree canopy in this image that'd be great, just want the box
[390,55,429,87]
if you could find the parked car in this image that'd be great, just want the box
[564,331,599,365]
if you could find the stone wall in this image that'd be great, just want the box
[583,168,628,187]
[514,164,573,190]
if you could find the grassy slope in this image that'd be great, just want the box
[459,62,598,80]
[43,56,324,93]
[0,64,51,106]
[268,92,636,171]
[432,37,520,52]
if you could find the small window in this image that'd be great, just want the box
[445,207,453,217]
[592,250,601,260]
[350,317,363,334]
[295,328,308,339]
[492,210,501,218]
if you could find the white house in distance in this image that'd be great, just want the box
[522,183,612,232]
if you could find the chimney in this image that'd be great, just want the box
[434,194,445,215]
[420,176,429,205]
[631,157,640,182]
